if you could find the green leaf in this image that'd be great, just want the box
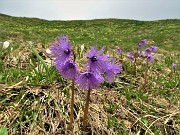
[0,128,8,135]
[142,117,149,126]
[29,44,48,73]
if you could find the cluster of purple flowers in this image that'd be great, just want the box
[127,52,135,61]
[139,39,158,63]
[50,35,122,90]
[125,39,158,63]
[145,46,158,55]
[138,39,148,48]
[144,45,158,63]
[116,48,122,54]
[50,36,79,81]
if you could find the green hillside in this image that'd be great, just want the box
[0,14,180,52]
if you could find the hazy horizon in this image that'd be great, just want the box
[0,0,180,21]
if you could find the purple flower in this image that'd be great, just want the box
[55,59,79,80]
[127,52,135,61]
[172,63,177,69]
[116,48,122,54]
[50,35,72,64]
[150,46,158,53]
[138,39,147,48]
[76,71,104,90]
[85,47,109,73]
[146,55,154,63]
[105,59,122,82]
[145,47,152,55]
[98,46,105,54]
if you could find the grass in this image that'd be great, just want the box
[0,14,180,134]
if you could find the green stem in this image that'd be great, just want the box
[83,89,91,130]
[68,80,75,131]
[31,46,48,73]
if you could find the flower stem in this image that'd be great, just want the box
[83,89,91,130]
[120,54,123,62]
[133,58,136,76]
[68,80,75,131]
[131,58,136,76]
[120,54,126,74]
[143,63,148,88]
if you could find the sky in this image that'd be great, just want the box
[0,0,180,21]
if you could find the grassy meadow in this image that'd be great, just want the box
[0,14,180,134]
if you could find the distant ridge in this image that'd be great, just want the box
[0,13,47,21]
[1,13,179,22]
[0,13,12,17]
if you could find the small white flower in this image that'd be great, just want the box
[46,48,51,54]
[2,41,10,49]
